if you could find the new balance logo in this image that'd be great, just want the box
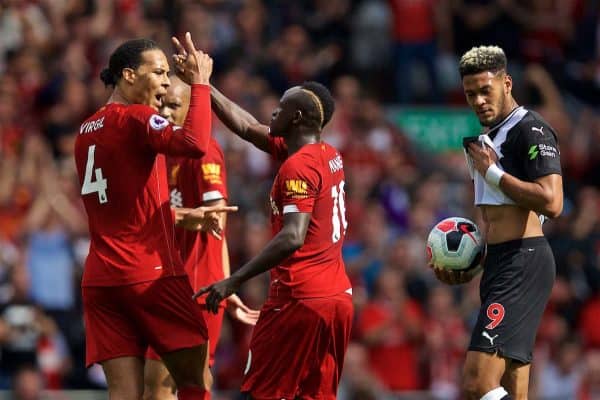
[170,189,183,208]
[531,126,544,135]
[482,331,499,346]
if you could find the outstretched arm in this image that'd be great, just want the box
[194,212,310,313]
[210,85,271,153]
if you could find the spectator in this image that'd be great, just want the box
[357,268,425,391]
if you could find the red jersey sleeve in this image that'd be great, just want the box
[129,84,211,157]
[199,140,228,203]
[277,154,321,214]
[267,135,288,161]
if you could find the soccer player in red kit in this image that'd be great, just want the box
[144,76,260,400]
[75,34,235,400]
[196,81,353,400]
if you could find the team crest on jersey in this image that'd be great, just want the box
[149,114,169,130]
[285,179,308,198]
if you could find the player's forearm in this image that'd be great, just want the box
[230,230,302,283]
[499,174,562,217]
[210,85,270,152]
[171,84,211,157]
[210,84,257,135]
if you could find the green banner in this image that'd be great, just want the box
[388,107,482,153]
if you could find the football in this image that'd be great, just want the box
[426,217,484,271]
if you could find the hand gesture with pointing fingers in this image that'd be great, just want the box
[171,32,213,85]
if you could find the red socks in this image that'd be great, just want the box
[177,387,210,400]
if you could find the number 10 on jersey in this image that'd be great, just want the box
[331,181,348,243]
[81,145,108,204]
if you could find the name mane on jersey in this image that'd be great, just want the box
[329,155,343,173]
[80,117,105,134]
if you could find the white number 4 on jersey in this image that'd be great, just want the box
[81,144,108,204]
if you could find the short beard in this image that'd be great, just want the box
[482,93,507,127]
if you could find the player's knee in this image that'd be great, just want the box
[462,377,481,400]
[107,385,144,400]
[170,367,212,391]
[462,369,497,399]
[143,380,176,400]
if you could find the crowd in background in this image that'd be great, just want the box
[0,0,599,399]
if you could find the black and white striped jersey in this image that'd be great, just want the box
[464,106,562,206]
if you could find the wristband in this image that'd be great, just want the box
[484,163,505,187]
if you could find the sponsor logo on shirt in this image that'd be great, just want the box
[529,143,558,160]
[531,126,544,135]
[285,179,308,198]
[149,114,169,130]
[170,188,183,208]
[201,163,222,184]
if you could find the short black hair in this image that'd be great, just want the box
[300,81,335,128]
[458,46,507,78]
[100,38,159,87]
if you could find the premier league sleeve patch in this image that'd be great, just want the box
[149,114,169,130]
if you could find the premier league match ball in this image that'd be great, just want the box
[426,217,484,272]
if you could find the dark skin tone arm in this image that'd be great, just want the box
[194,212,311,313]
[210,85,271,153]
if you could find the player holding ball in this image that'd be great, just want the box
[432,46,563,400]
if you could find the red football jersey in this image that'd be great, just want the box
[167,138,228,295]
[75,85,212,287]
[268,138,351,299]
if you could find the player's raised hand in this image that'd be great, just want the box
[171,32,213,85]
[226,294,260,325]
[194,277,241,314]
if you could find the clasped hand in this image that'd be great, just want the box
[467,142,498,176]
[174,205,238,239]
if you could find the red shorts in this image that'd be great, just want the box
[146,304,224,367]
[241,292,353,400]
[83,276,208,367]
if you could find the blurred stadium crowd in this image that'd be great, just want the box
[0,0,599,399]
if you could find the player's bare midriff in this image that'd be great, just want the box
[480,204,544,244]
